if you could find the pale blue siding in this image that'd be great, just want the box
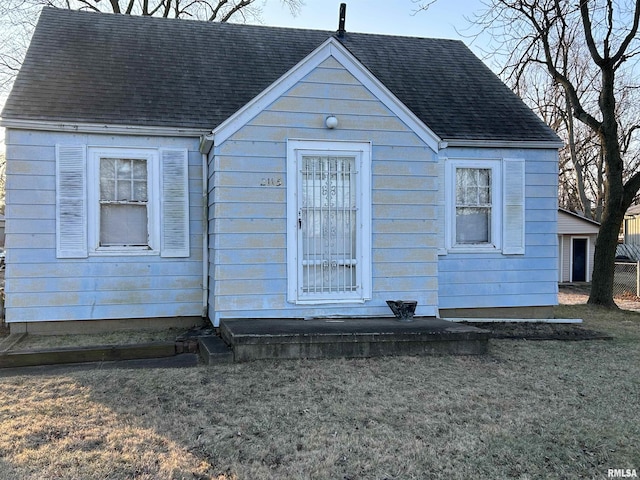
[438,146,558,310]
[208,58,439,323]
[4,129,204,323]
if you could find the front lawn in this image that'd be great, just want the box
[0,304,638,479]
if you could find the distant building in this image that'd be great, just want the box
[622,204,640,245]
[558,209,600,283]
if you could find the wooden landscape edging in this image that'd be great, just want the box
[0,342,176,368]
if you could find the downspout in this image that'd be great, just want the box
[199,134,214,321]
[201,152,208,318]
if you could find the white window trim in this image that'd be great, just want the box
[286,140,372,304]
[446,158,502,253]
[87,147,160,256]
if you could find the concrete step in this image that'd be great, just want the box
[220,317,490,362]
[198,335,234,364]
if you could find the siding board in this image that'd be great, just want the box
[269,97,392,117]
[4,130,204,323]
[209,60,439,322]
[438,147,559,310]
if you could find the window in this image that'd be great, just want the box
[445,157,525,254]
[455,168,492,244]
[88,148,158,253]
[56,145,190,258]
[99,157,149,247]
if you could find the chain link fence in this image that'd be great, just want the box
[613,261,640,298]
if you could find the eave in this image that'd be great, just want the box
[0,118,208,138]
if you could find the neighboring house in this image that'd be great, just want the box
[557,208,600,283]
[0,8,562,333]
[622,204,640,245]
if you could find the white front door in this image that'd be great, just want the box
[287,141,371,304]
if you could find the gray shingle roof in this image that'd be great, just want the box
[1,8,561,143]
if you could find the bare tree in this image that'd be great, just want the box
[465,0,640,307]
[418,0,640,305]
[0,0,303,96]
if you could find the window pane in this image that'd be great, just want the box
[101,159,115,179]
[100,204,148,246]
[100,179,115,201]
[99,157,149,247]
[479,185,491,204]
[117,182,131,201]
[478,169,491,187]
[100,158,148,201]
[116,159,132,178]
[456,168,491,206]
[133,160,146,180]
[133,180,147,201]
[456,207,490,244]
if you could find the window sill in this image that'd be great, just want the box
[447,245,501,254]
[290,297,367,305]
[89,249,159,257]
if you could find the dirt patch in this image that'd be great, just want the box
[466,321,612,340]
[559,282,640,311]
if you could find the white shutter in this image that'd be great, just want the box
[503,158,525,255]
[160,149,190,257]
[56,145,87,258]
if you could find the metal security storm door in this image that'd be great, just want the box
[287,141,372,304]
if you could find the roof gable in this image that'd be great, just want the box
[558,208,600,235]
[1,8,562,145]
[212,37,441,151]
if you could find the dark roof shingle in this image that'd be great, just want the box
[1,8,560,143]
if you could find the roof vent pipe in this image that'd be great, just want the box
[337,3,346,37]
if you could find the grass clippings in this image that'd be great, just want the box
[0,303,639,479]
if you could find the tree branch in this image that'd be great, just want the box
[108,0,122,14]
[611,0,640,66]
[579,0,605,66]
[208,0,228,21]
[220,0,253,22]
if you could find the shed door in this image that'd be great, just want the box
[298,154,359,299]
[572,238,587,282]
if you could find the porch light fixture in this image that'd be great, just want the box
[325,115,338,129]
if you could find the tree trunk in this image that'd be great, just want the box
[588,204,623,307]
[587,60,626,307]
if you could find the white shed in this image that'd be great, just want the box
[558,209,600,283]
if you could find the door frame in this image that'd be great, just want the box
[286,139,372,304]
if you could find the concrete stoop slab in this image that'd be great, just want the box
[220,317,490,362]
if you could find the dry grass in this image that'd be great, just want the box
[0,304,639,479]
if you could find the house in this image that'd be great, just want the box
[0,8,562,334]
[622,204,640,246]
[557,208,600,283]
[614,204,640,262]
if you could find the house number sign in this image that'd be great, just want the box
[260,177,283,187]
